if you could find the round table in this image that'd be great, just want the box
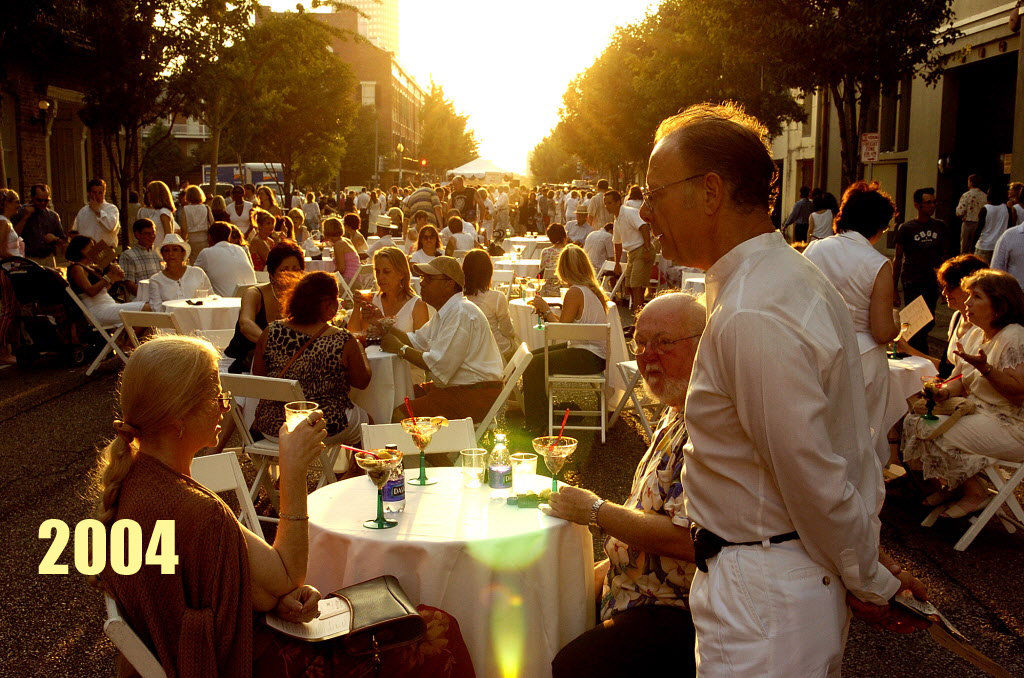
[350,345,414,426]
[306,467,594,678]
[492,257,541,278]
[162,296,241,332]
[304,257,337,273]
[884,355,938,432]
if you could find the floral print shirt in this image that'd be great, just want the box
[600,408,694,620]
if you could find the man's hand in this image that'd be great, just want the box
[848,561,930,634]
[274,585,322,623]
[545,485,600,525]
[380,332,403,355]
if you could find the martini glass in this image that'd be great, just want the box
[401,416,448,486]
[889,322,912,359]
[354,449,403,529]
[532,436,578,493]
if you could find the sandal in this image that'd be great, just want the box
[940,495,992,519]
[922,489,954,507]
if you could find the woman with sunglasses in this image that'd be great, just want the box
[145,233,214,312]
[410,224,441,265]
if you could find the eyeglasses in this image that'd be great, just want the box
[629,332,701,356]
[641,173,707,204]
[216,390,232,411]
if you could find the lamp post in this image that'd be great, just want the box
[396,142,404,187]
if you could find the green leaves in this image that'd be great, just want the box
[418,83,479,176]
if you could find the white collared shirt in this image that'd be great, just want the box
[146,266,213,311]
[194,240,257,296]
[583,228,614,270]
[611,204,646,252]
[682,231,900,605]
[73,202,120,247]
[407,292,503,386]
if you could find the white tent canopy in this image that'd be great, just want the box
[446,157,511,180]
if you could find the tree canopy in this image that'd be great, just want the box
[417,83,479,176]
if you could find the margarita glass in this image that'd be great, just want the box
[354,449,404,529]
[532,436,578,493]
[401,416,448,485]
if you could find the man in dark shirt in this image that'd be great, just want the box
[402,183,444,226]
[448,176,477,223]
[782,186,813,242]
[893,187,952,353]
[14,183,66,267]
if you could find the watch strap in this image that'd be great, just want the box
[589,498,607,527]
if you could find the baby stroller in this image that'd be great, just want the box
[0,256,87,367]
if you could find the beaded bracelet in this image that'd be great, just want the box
[279,513,309,521]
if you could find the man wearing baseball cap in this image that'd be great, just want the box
[380,256,504,422]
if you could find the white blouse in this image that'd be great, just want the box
[466,289,517,359]
[146,266,213,311]
[409,248,437,265]
[372,293,421,333]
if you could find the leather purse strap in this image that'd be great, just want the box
[276,325,328,378]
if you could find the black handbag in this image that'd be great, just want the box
[336,575,426,665]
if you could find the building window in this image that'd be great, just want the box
[361,82,377,107]
[877,76,912,153]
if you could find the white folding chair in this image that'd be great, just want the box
[219,374,341,525]
[103,594,167,678]
[231,283,254,298]
[254,270,270,283]
[190,452,263,537]
[491,269,515,285]
[475,342,532,441]
[361,417,476,466]
[354,263,374,290]
[931,456,1024,551]
[543,323,610,443]
[335,271,355,305]
[118,310,185,347]
[65,287,128,376]
[607,360,661,439]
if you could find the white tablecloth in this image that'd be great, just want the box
[307,467,594,678]
[304,257,336,273]
[884,356,938,432]
[492,258,541,278]
[350,345,414,425]
[163,297,241,332]
[509,298,630,392]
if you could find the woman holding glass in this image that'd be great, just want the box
[804,182,901,464]
[522,245,609,432]
[253,271,372,445]
[347,246,429,335]
[96,335,474,676]
[410,225,441,265]
[145,233,213,312]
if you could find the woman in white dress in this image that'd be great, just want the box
[180,185,213,263]
[462,249,517,362]
[145,181,177,243]
[902,270,1024,517]
[347,246,429,335]
[807,193,835,242]
[66,236,149,325]
[1,188,24,259]
[146,233,214,312]
[804,182,901,464]
[409,225,441,265]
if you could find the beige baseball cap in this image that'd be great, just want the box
[412,256,465,288]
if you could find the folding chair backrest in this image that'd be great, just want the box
[103,594,167,678]
[119,311,184,346]
[335,271,355,303]
[190,452,261,535]
[477,342,532,440]
[254,270,270,283]
[491,269,515,285]
[544,322,609,347]
[231,283,254,298]
[360,417,476,457]
[194,328,235,353]
[218,373,305,446]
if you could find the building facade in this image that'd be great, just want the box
[349,0,400,56]
[772,0,1024,236]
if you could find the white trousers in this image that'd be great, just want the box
[690,540,849,678]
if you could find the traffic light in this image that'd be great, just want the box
[420,158,428,167]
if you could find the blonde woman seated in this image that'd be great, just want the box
[902,269,1024,518]
[254,272,371,444]
[523,244,610,431]
[145,233,213,312]
[97,335,473,676]
[322,216,361,285]
[288,207,311,244]
[347,246,429,335]
[462,249,518,362]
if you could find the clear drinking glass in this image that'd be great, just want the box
[510,452,538,494]
[459,448,488,488]
[284,401,319,432]
[355,449,403,529]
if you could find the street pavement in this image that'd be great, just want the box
[1,352,1023,677]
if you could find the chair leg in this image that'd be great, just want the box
[317,445,341,487]
[548,389,555,436]
[985,465,1024,524]
[954,464,1024,551]
[600,387,606,444]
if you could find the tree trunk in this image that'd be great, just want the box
[831,76,861,191]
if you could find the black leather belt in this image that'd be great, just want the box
[689,524,800,573]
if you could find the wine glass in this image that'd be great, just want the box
[355,449,404,529]
[890,322,911,359]
[401,416,448,486]
[532,436,578,493]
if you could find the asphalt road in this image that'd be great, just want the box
[1,353,1022,677]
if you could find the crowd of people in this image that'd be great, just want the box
[4,100,1024,677]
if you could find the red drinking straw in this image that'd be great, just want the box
[404,396,415,420]
[340,444,379,459]
[936,374,964,387]
[553,408,570,447]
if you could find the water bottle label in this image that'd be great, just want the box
[488,465,512,489]
[383,480,405,501]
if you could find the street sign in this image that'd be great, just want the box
[860,132,880,163]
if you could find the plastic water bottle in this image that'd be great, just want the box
[382,444,406,514]
[487,433,512,500]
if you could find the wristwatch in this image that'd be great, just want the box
[589,498,607,527]
[398,344,409,360]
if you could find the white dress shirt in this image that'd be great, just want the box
[146,266,213,311]
[407,292,503,387]
[682,231,900,605]
[367,235,395,257]
[226,201,253,229]
[611,205,646,252]
[73,202,120,247]
[565,219,591,245]
[409,248,437,265]
[194,240,257,296]
[355,192,371,210]
[446,231,477,252]
[583,229,614,271]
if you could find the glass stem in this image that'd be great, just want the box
[418,450,427,482]
[552,474,558,492]
[376,489,385,526]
